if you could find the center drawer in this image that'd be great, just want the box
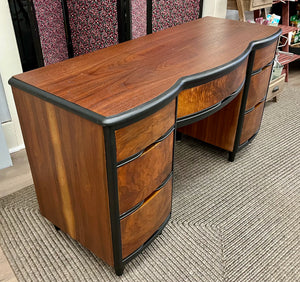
[120,177,172,259]
[118,131,174,215]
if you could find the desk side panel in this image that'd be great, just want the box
[11,88,114,266]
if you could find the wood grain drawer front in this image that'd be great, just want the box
[252,41,277,72]
[240,101,264,145]
[177,59,247,119]
[120,177,172,258]
[115,100,176,162]
[118,131,173,215]
[246,65,272,111]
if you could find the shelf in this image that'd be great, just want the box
[278,51,300,65]
[278,24,299,35]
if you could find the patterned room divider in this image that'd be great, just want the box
[27,0,203,65]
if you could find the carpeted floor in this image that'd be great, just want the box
[0,85,299,281]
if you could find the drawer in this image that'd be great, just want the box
[120,177,172,258]
[252,41,277,72]
[115,100,176,162]
[240,101,264,145]
[246,65,272,111]
[266,74,285,102]
[177,59,247,119]
[251,0,273,10]
[118,131,173,215]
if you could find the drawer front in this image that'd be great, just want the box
[252,41,277,72]
[177,59,247,119]
[251,0,273,10]
[118,131,173,215]
[246,65,272,111]
[120,177,172,258]
[115,100,176,162]
[267,74,285,101]
[240,101,264,145]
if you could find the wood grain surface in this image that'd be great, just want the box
[12,87,114,266]
[252,41,277,71]
[118,132,173,215]
[115,100,175,162]
[178,93,243,152]
[240,101,265,145]
[246,65,272,111]
[13,17,280,118]
[177,59,247,118]
[120,178,172,258]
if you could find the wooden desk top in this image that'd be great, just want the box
[10,17,280,126]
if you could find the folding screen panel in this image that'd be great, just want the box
[67,0,120,56]
[150,0,203,33]
[16,0,202,68]
[31,0,69,65]
[131,0,147,39]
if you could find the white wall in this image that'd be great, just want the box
[203,0,227,18]
[0,1,24,152]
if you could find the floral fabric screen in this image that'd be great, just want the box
[32,0,69,65]
[131,0,147,39]
[67,0,119,57]
[152,0,201,33]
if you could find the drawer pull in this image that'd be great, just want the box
[117,126,174,168]
[272,86,279,93]
[155,172,173,192]
[120,201,144,220]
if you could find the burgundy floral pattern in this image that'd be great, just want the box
[67,0,119,56]
[131,0,147,39]
[32,0,69,65]
[152,0,201,32]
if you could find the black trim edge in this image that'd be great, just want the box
[9,27,281,130]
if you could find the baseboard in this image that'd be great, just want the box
[9,144,25,154]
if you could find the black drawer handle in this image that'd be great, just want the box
[272,86,279,93]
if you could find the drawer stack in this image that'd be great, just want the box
[177,40,278,161]
[114,100,176,260]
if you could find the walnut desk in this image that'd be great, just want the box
[9,17,280,275]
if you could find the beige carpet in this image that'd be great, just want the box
[0,85,299,281]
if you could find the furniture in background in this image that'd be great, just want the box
[227,0,273,21]
[8,0,203,70]
[9,18,280,275]
[273,0,300,82]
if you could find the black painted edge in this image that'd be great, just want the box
[122,213,171,264]
[103,127,124,275]
[116,126,175,167]
[9,27,281,130]
[177,80,244,128]
[9,77,106,125]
